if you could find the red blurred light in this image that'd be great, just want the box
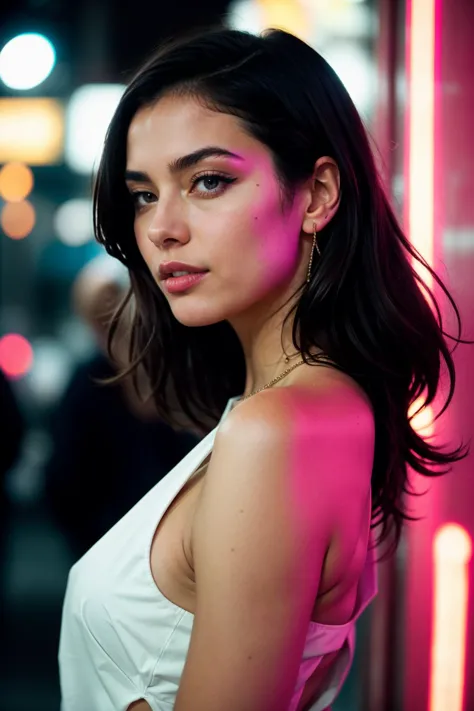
[0,333,34,378]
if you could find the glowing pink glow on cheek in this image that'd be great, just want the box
[247,163,299,287]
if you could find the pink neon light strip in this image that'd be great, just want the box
[407,0,435,289]
[430,524,472,711]
[406,0,440,439]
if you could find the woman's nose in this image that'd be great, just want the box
[146,205,190,250]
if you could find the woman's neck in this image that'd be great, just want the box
[230,304,302,397]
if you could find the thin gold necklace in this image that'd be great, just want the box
[241,357,306,401]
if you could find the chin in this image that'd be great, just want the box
[168,290,259,328]
[169,303,227,328]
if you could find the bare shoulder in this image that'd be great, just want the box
[212,368,374,501]
[221,366,374,449]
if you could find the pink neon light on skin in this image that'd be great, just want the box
[430,524,472,711]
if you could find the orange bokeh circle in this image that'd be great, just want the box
[0,162,34,202]
[1,200,36,239]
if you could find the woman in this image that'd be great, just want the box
[59,26,466,711]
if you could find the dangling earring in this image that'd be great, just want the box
[306,222,321,283]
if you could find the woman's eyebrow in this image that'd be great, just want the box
[168,146,243,173]
[125,146,244,182]
[125,170,150,182]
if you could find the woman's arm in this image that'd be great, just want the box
[174,387,374,711]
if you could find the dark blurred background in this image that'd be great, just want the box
[0,1,473,710]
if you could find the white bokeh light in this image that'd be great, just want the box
[322,44,375,116]
[65,84,126,175]
[227,0,264,33]
[0,33,56,90]
[54,198,94,246]
[26,337,72,403]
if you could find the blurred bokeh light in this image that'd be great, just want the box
[54,199,94,246]
[228,0,375,115]
[435,524,473,563]
[1,199,36,239]
[0,33,56,90]
[0,162,34,202]
[0,333,34,378]
[26,337,72,403]
[256,0,311,40]
[65,84,126,174]
[0,98,64,164]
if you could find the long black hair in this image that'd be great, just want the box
[94,25,468,549]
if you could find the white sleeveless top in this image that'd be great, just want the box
[59,396,377,711]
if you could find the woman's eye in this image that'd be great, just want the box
[191,173,236,196]
[131,191,156,208]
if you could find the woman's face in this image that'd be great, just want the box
[126,94,309,328]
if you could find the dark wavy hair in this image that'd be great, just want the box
[93,26,468,549]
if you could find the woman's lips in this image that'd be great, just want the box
[162,270,209,294]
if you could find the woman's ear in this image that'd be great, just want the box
[301,156,340,235]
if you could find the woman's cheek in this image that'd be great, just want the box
[257,231,298,285]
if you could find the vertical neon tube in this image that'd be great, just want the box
[406,0,436,290]
[430,524,472,711]
[406,0,438,437]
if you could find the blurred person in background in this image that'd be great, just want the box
[43,256,199,560]
[58,26,468,711]
[0,368,25,644]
